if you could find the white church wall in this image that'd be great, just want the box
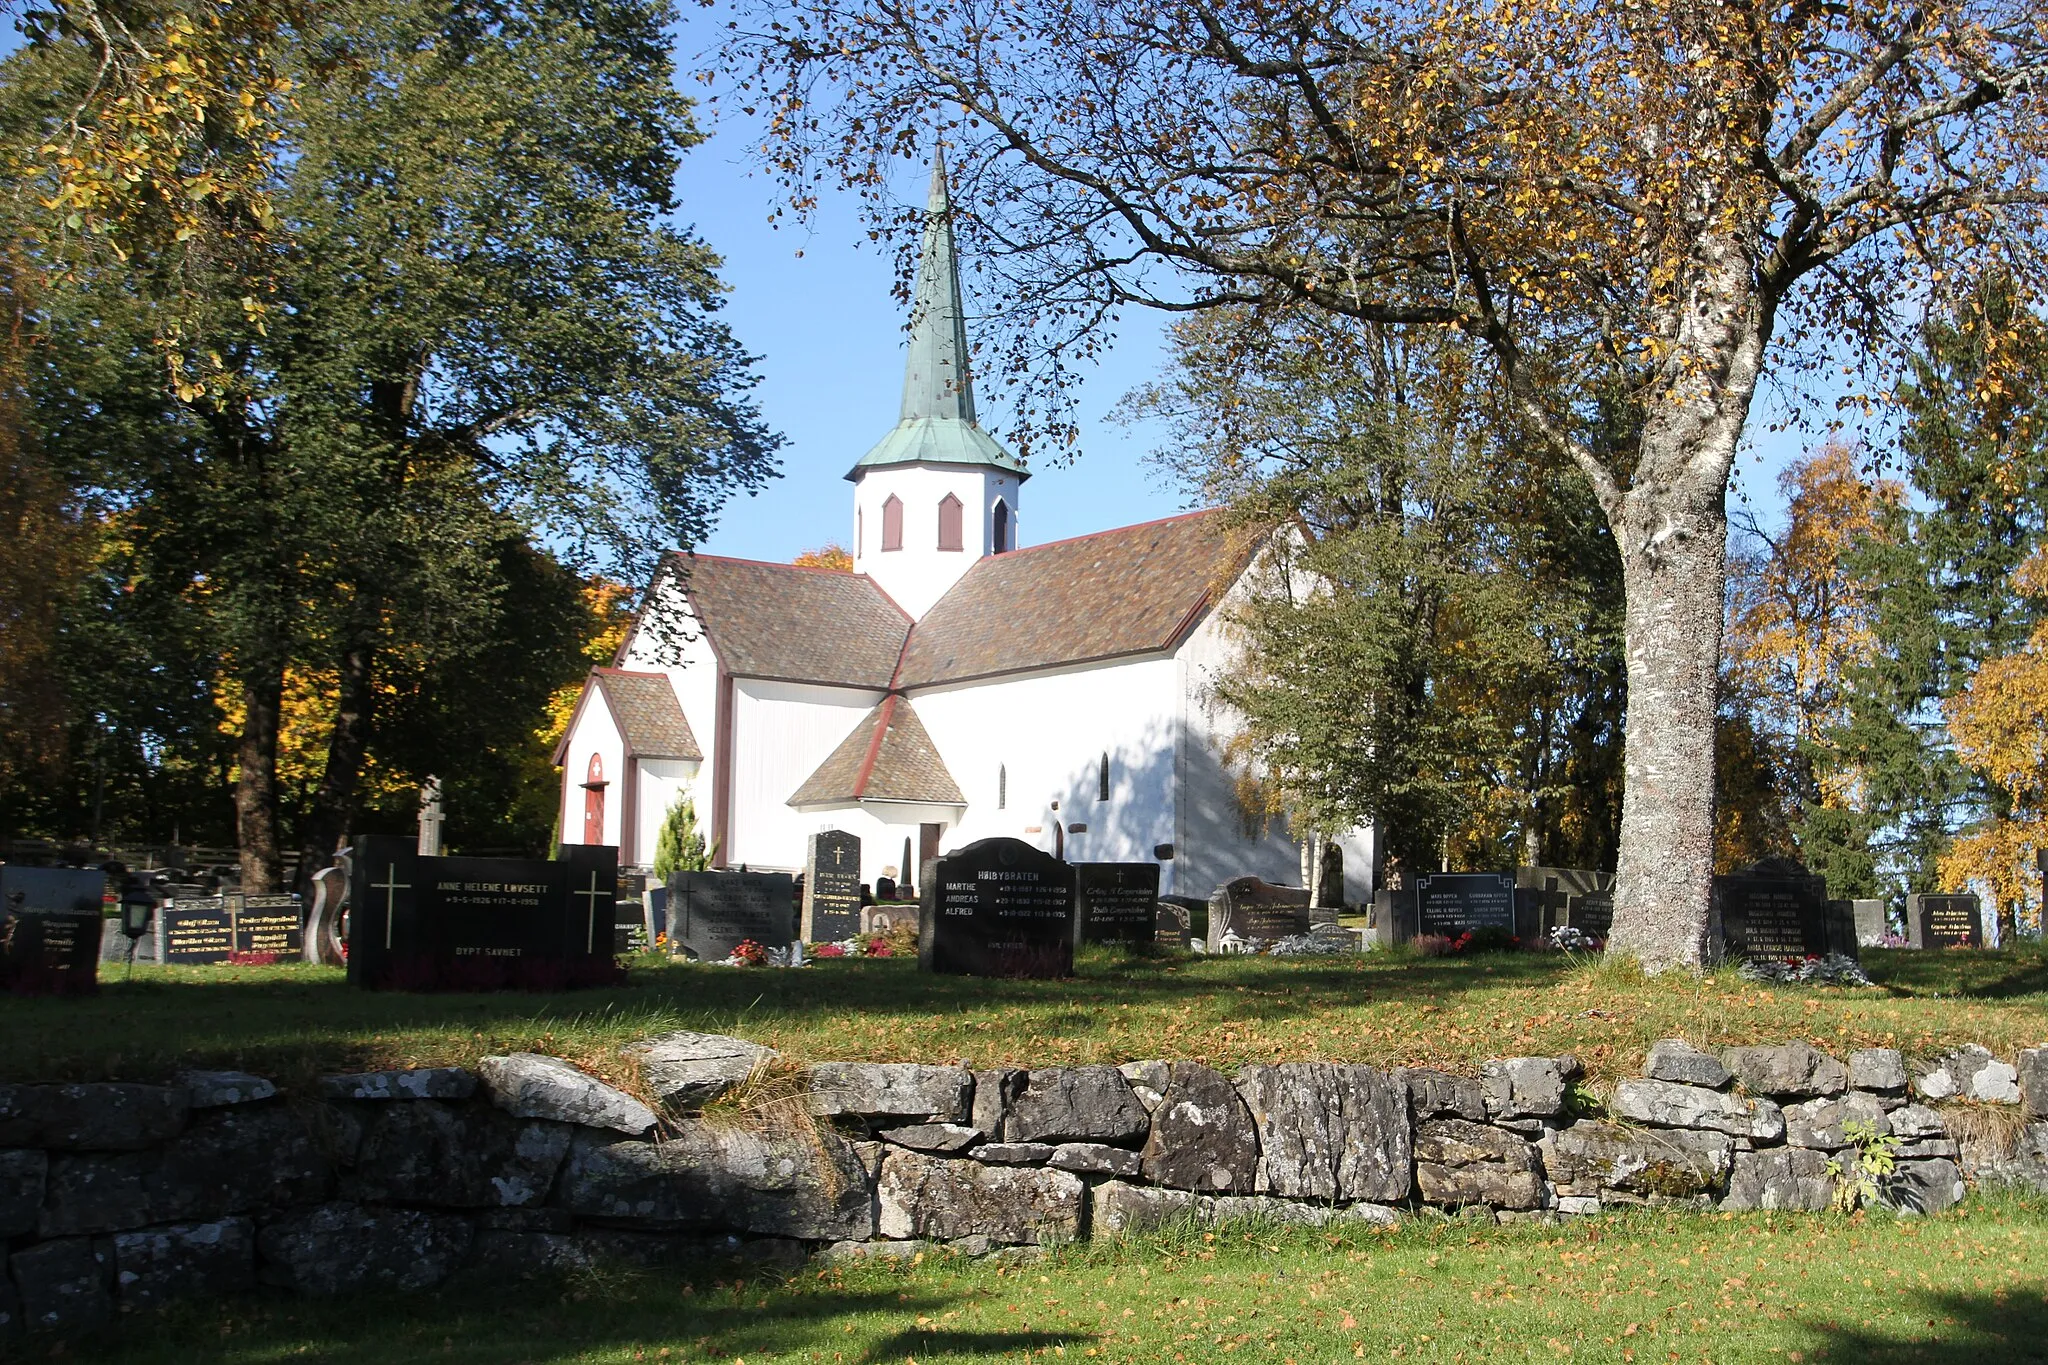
[910,655,1180,875]
[613,579,725,865]
[557,691,627,852]
[633,758,702,871]
[727,678,888,871]
[852,463,1022,618]
[792,803,966,892]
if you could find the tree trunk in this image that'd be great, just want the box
[295,621,378,905]
[234,659,286,894]
[1601,466,1733,972]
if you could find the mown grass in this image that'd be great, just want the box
[74,1191,2048,1364]
[8,944,2047,1090]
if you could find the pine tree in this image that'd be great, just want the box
[652,796,710,880]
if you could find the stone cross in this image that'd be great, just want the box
[416,777,445,857]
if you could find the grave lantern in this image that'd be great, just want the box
[120,881,156,939]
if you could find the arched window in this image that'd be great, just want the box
[998,764,1007,810]
[992,499,1011,554]
[881,494,904,552]
[937,493,964,552]
[1098,752,1111,802]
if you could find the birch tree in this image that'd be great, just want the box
[725,0,2048,968]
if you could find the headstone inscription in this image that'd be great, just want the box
[1206,877,1312,951]
[1906,892,1983,949]
[1074,862,1159,946]
[1415,872,1517,939]
[920,837,1076,978]
[1713,860,1843,960]
[1515,867,1613,939]
[0,865,104,994]
[1153,896,1196,950]
[226,893,302,956]
[346,835,622,990]
[668,869,796,961]
[802,831,863,943]
[615,872,649,953]
[1835,898,1889,948]
[159,898,234,964]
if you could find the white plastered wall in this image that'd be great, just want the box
[633,758,702,870]
[557,690,626,851]
[852,463,1022,618]
[726,678,889,871]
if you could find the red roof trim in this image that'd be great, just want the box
[850,694,900,799]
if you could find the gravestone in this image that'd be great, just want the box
[642,884,668,949]
[1835,898,1888,948]
[0,866,104,994]
[616,872,649,953]
[226,893,302,957]
[347,835,621,990]
[669,869,796,961]
[1906,892,1983,949]
[1153,897,1194,950]
[1074,862,1159,946]
[159,898,235,964]
[1415,872,1517,939]
[1372,885,1420,947]
[1713,859,1844,960]
[919,837,1076,978]
[1206,876,1311,950]
[802,831,863,943]
[1516,867,1613,940]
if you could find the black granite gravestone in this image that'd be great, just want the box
[1154,896,1195,950]
[1907,892,1983,948]
[1074,863,1159,946]
[347,835,622,989]
[225,893,302,957]
[1714,860,1845,960]
[920,837,1076,978]
[669,869,797,961]
[615,872,649,953]
[802,831,863,943]
[1206,876,1311,950]
[1568,891,1614,940]
[1416,872,1517,938]
[160,898,234,963]
[0,866,103,994]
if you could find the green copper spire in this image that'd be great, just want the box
[847,150,1028,482]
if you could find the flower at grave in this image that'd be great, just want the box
[731,939,768,966]
[227,951,279,966]
[812,942,847,957]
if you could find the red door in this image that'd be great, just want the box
[582,753,607,845]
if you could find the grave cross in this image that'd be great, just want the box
[372,863,410,949]
[573,870,607,953]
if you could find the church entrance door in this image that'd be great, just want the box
[582,754,607,845]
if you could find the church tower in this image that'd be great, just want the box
[849,151,1027,620]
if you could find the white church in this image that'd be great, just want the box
[553,161,1374,903]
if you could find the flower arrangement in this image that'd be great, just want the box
[811,941,847,958]
[729,939,768,967]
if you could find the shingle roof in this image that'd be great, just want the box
[894,509,1249,687]
[593,670,701,761]
[671,556,911,688]
[787,696,966,808]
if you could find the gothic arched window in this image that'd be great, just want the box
[937,493,964,552]
[998,763,1007,810]
[992,499,1011,554]
[881,494,904,552]
[1098,752,1111,802]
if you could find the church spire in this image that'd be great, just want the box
[899,148,976,425]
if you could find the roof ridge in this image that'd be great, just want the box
[992,506,1221,559]
[666,550,861,577]
[849,695,900,800]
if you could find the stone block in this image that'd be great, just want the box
[1889,1159,1965,1216]
[479,1054,656,1137]
[621,1031,776,1112]
[558,1123,874,1241]
[1006,1067,1148,1145]
[876,1150,1084,1245]
[976,1142,1055,1165]
[1141,1063,1260,1193]
[2018,1049,2048,1119]
[1889,1104,1948,1141]
[1555,1196,1600,1216]
[1090,1180,1200,1235]
[971,1069,1024,1138]
[1968,1061,2022,1104]
[464,1230,595,1278]
[808,1063,973,1125]
[1118,1062,1171,1112]
[814,1239,935,1266]
[110,1217,256,1307]
[1644,1040,1731,1089]
[1049,1142,1142,1178]
[1849,1049,1907,1095]
[1611,1079,1784,1141]
[339,1102,570,1208]
[1413,1119,1542,1210]
[0,1083,188,1151]
[879,1123,982,1154]
[0,1148,47,1238]
[1783,1093,1890,1150]
[1237,1063,1410,1202]
[178,1071,278,1109]
[1722,1148,1833,1212]
[39,1104,330,1237]
[0,1273,17,1341]
[258,1202,472,1295]
[317,1068,477,1102]
[1913,1060,1958,1102]
[1543,1122,1733,1202]
[1720,1043,1849,1098]
[1399,1068,1488,1121]
[9,1237,110,1335]
[1481,1058,1571,1119]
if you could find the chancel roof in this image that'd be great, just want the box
[787,696,965,808]
[671,555,911,688]
[592,670,702,761]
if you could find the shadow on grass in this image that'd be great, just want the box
[1811,1285,2048,1363]
[1860,945,2048,1001]
[860,1328,1089,1360]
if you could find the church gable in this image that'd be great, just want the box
[788,695,965,808]
[667,554,911,687]
[895,508,1256,687]
[591,670,699,760]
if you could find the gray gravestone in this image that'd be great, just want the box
[642,885,668,949]
[615,872,649,953]
[670,869,797,961]
[1714,860,1844,960]
[919,837,1076,978]
[1416,872,1517,939]
[1206,876,1311,950]
[1836,898,1888,948]
[1372,885,1419,947]
[1074,863,1159,946]
[802,831,863,943]
[1906,892,1982,949]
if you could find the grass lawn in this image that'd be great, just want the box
[76,1192,2048,1364]
[7,945,2046,1090]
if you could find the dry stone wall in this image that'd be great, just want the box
[3,1035,2046,1340]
